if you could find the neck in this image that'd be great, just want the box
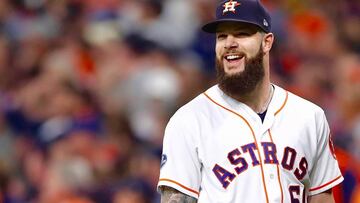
[233,80,273,113]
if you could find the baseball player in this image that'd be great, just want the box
[158,0,343,202]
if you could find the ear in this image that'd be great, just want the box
[262,33,274,53]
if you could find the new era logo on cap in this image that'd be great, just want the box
[263,19,269,27]
[202,0,272,33]
[223,0,241,14]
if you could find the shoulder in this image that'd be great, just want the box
[169,94,206,125]
[272,85,328,128]
[164,87,210,135]
[169,85,218,124]
[288,91,324,112]
[276,85,325,116]
[163,88,217,148]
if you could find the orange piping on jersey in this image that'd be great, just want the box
[204,92,270,203]
[274,91,288,116]
[309,175,343,192]
[159,178,200,196]
[268,129,284,203]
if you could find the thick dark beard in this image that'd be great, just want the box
[216,48,265,99]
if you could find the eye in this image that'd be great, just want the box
[235,32,250,37]
[217,34,227,40]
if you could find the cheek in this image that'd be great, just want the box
[247,40,263,57]
[215,44,223,60]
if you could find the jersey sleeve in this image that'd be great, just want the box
[157,109,201,199]
[308,110,343,196]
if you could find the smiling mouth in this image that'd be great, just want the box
[224,53,245,63]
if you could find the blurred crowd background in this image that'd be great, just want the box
[0,0,359,202]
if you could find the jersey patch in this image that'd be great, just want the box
[161,154,167,168]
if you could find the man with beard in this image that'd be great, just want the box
[157,0,343,202]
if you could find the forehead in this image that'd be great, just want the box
[216,22,261,33]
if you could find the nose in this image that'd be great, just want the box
[224,35,238,49]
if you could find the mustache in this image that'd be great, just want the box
[220,50,246,59]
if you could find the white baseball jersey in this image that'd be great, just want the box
[158,84,343,203]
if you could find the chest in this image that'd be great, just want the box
[197,112,317,185]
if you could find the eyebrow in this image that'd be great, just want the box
[216,27,258,34]
[216,25,259,33]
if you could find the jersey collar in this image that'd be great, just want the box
[204,84,289,125]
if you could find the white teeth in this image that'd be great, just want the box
[226,55,240,60]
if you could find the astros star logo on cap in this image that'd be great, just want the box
[223,0,241,14]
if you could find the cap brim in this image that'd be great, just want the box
[201,19,268,33]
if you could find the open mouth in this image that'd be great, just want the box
[222,53,246,72]
[224,54,245,63]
